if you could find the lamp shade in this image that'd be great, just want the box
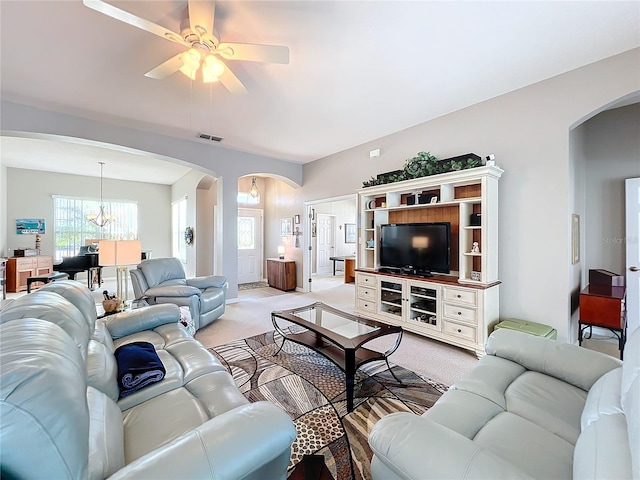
[99,240,142,266]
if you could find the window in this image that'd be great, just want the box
[53,196,138,261]
[172,198,187,264]
[237,191,260,205]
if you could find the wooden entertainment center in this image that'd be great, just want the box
[355,165,503,357]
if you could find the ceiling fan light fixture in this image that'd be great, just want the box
[202,55,225,83]
[179,48,202,80]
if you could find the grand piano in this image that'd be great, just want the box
[54,245,102,290]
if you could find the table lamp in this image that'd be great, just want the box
[99,240,142,308]
[278,246,285,259]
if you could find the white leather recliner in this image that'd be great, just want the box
[0,280,296,479]
[130,257,227,331]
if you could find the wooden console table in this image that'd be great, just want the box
[579,284,626,359]
[267,258,296,291]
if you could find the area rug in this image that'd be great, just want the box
[209,329,448,480]
[238,281,269,290]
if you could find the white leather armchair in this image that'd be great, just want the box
[130,257,227,331]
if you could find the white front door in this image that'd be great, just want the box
[625,178,640,334]
[316,214,335,275]
[237,208,263,284]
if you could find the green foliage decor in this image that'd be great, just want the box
[362,152,483,188]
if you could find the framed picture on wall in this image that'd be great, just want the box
[312,223,317,237]
[345,223,356,243]
[294,214,301,224]
[281,218,293,236]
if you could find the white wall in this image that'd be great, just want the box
[4,168,171,277]
[583,104,640,274]
[0,162,6,258]
[196,177,218,277]
[302,48,640,341]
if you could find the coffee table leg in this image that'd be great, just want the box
[345,349,355,412]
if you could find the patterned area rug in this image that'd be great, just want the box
[238,281,269,290]
[209,329,448,480]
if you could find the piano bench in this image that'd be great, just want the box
[26,272,69,293]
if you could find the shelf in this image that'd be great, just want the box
[463,252,482,256]
[463,226,481,230]
[411,307,436,315]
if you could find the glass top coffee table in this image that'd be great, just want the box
[271,302,403,412]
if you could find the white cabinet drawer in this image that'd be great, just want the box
[357,298,376,313]
[357,286,376,301]
[442,320,477,341]
[356,273,376,287]
[443,303,477,323]
[443,287,478,306]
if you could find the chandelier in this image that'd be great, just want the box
[249,177,259,198]
[87,162,115,228]
[179,48,225,83]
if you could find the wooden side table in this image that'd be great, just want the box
[579,284,626,359]
[266,258,296,291]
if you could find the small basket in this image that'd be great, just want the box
[102,298,121,314]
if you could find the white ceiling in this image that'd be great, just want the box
[1,1,639,183]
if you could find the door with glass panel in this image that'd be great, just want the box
[237,208,263,284]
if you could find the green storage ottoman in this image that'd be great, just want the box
[494,318,557,340]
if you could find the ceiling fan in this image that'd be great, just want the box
[83,0,290,95]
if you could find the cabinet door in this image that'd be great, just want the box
[378,278,404,320]
[407,281,440,330]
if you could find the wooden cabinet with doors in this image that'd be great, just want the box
[267,258,296,291]
[6,255,53,293]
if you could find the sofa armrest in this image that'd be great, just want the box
[486,329,622,391]
[145,284,202,298]
[106,402,296,480]
[369,412,533,480]
[187,275,227,290]
[104,304,181,339]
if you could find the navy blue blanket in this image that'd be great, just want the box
[114,341,166,398]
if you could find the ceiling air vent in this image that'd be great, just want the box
[198,133,223,142]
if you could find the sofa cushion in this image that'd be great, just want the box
[621,327,640,478]
[87,339,120,401]
[200,286,225,312]
[486,329,622,391]
[40,279,98,330]
[122,387,210,463]
[573,413,633,480]
[423,389,504,439]
[450,355,526,409]
[93,319,115,351]
[505,370,586,444]
[87,387,125,480]
[0,320,89,479]
[581,367,623,430]
[475,411,574,479]
[185,371,250,417]
[0,291,91,359]
[138,257,187,287]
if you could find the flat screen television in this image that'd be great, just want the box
[379,222,451,276]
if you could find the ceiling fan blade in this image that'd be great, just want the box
[188,0,215,36]
[218,64,248,95]
[83,0,189,47]
[144,53,184,80]
[218,42,290,64]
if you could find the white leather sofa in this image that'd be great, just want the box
[0,280,296,479]
[130,257,227,331]
[369,327,639,479]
